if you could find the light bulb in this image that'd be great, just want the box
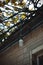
[2,39,5,42]
[29,3,34,11]
[19,39,23,47]
[7,32,10,36]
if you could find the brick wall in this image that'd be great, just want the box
[0,24,43,65]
